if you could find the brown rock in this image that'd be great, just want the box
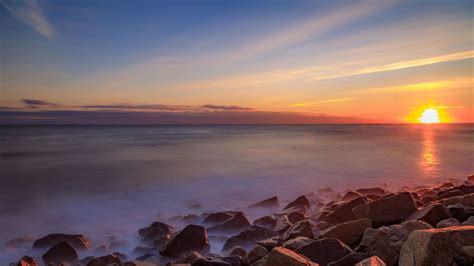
[321,218,372,247]
[202,212,235,226]
[42,241,78,264]
[274,215,292,233]
[247,245,269,264]
[160,224,209,258]
[327,253,368,266]
[253,215,277,229]
[325,197,368,224]
[341,191,363,202]
[399,226,474,266]
[447,204,474,222]
[33,234,89,250]
[208,212,251,233]
[138,221,176,242]
[462,216,474,225]
[16,256,37,266]
[284,195,311,210]
[356,188,387,197]
[437,189,464,200]
[256,236,282,251]
[283,220,314,241]
[87,254,122,266]
[403,203,451,226]
[283,237,315,251]
[353,192,417,226]
[248,196,279,208]
[440,193,474,207]
[222,225,278,251]
[295,238,352,266]
[436,218,461,228]
[227,246,247,258]
[355,256,386,266]
[288,212,307,224]
[267,246,318,266]
[468,175,474,182]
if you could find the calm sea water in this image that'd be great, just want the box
[0,124,473,262]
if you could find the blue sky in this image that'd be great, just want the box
[1,0,473,123]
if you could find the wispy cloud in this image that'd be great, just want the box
[358,78,473,94]
[22,99,59,108]
[2,0,55,40]
[289,97,357,107]
[202,104,253,111]
[78,103,253,112]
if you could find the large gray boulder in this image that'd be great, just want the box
[160,224,209,258]
[42,241,78,264]
[324,196,368,224]
[295,238,352,266]
[222,225,278,251]
[403,203,451,226]
[321,218,372,247]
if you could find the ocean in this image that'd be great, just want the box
[0,124,473,262]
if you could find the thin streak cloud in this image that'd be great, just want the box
[289,97,356,107]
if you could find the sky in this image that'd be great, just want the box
[0,0,473,124]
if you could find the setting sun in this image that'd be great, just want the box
[419,108,440,123]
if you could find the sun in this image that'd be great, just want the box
[419,108,440,123]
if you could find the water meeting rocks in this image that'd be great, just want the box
[33,233,89,250]
[222,225,278,251]
[295,238,352,266]
[267,246,319,266]
[202,212,235,226]
[138,221,176,242]
[160,224,210,258]
[87,254,123,266]
[42,241,78,264]
[207,212,251,233]
[248,196,279,208]
[324,196,368,224]
[284,195,311,210]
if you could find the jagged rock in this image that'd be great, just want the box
[42,241,78,264]
[283,220,314,241]
[321,218,372,247]
[16,256,37,266]
[193,256,232,266]
[341,191,363,202]
[248,196,279,208]
[403,203,451,226]
[247,245,269,264]
[139,221,175,242]
[267,246,318,266]
[202,212,235,226]
[356,188,387,197]
[441,193,474,207]
[222,225,278,251]
[362,220,432,266]
[256,236,282,251]
[33,234,89,250]
[226,246,247,258]
[87,254,123,266]
[436,218,461,228]
[438,189,464,200]
[208,212,251,233]
[353,192,417,226]
[399,226,474,265]
[325,196,368,224]
[288,212,307,224]
[447,204,474,222]
[462,216,474,225]
[283,237,315,251]
[274,215,292,233]
[355,256,386,266]
[284,195,311,210]
[160,224,209,258]
[295,238,352,266]
[468,175,474,182]
[327,252,368,266]
[253,215,277,229]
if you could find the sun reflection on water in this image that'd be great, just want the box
[419,126,439,177]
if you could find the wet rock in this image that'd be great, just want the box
[295,238,352,266]
[353,192,417,226]
[468,175,474,182]
[399,226,474,266]
[327,252,368,266]
[321,218,372,247]
[139,221,176,242]
[355,256,386,266]
[227,246,247,258]
[440,193,474,207]
[33,234,89,250]
[356,188,387,197]
[403,203,451,226]
[325,196,368,224]
[282,237,315,251]
[135,253,160,264]
[16,256,37,266]
[438,189,464,200]
[247,245,269,264]
[42,242,78,264]
[87,254,122,266]
[267,246,318,266]
[288,212,307,224]
[462,216,474,225]
[222,225,278,251]
[193,256,232,266]
[284,195,311,210]
[283,220,314,241]
[256,236,282,251]
[112,251,127,261]
[109,239,129,249]
[207,212,251,233]
[253,215,277,229]
[274,215,292,233]
[160,224,210,258]
[248,196,279,208]
[223,255,245,266]
[461,246,474,258]
[202,212,235,226]
[362,220,432,266]
[341,191,363,202]
[447,204,474,222]
[5,236,34,249]
[436,217,461,228]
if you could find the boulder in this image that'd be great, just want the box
[247,245,269,264]
[193,256,232,266]
[327,252,368,266]
[135,253,160,263]
[208,212,251,233]
[87,254,122,265]
[437,189,464,200]
[462,216,474,225]
[160,224,209,258]
[138,221,176,242]
[283,220,314,241]
[202,212,235,226]
[295,238,352,266]
[42,241,78,264]
[436,218,461,228]
[33,233,89,250]
[403,203,451,226]
[447,204,474,222]
[253,215,277,229]
[468,175,474,182]
[356,188,387,197]
[325,197,368,224]
[341,191,363,202]
[283,237,315,251]
[267,246,318,266]
[248,196,279,208]
[353,192,417,226]
[321,218,372,247]
[274,215,292,233]
[227,246,247,258]
[16,256,37,266]
[362,220,432,266]
[284,195,311,210]
[399,226,474,265]
[440,193,474,207]
[256,236,282,251]
[355,256,386,266]
[288,212,307,224]
[222,225,278,251]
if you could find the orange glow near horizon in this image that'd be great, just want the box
[406,106,452,124]
[419,108,440,123]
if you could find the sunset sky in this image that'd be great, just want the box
[1,0,473,124]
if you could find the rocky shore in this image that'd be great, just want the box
[8,174,474,266]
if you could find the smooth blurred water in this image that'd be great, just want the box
[0,124,473,262]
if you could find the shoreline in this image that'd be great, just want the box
[6,174,474,266]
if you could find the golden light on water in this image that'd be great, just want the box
[419,108,440,123]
